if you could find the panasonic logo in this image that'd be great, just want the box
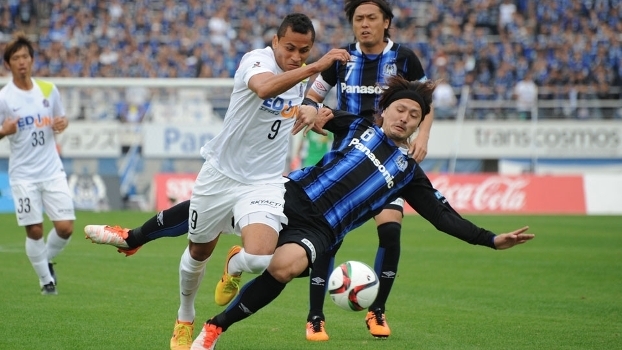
[340,83,384,94]
[348,133,394,188]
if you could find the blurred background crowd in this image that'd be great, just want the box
[1,0,621,119]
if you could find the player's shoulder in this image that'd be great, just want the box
[239,47,276,69]
[391,41,418,57]
[33,78,58,98]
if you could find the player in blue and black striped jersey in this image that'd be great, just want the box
[190,75,534,349]
[304,0,432,339]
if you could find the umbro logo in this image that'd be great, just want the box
[310,277,325,286]
[382,271,396,278]
[12,108,20,112]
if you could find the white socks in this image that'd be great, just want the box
[177,246,208,322]
[228,248,272,275]
[46,228,70,261]
[26,237,53,286]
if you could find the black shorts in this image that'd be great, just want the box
[382,197,405,214]
[279,181,336,267]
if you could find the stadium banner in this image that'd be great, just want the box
[56,123,121,157]
[0,122,121,158]
[152,173,197,211]
[142,124,223,158]
[426,120,622,159]
[0,172,14,213]
[405,174,587,215]
[151,172,622,214]
[67,173,123,211]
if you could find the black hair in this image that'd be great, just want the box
[344,0,394,39]
[277,13,316,42]
[3,32,34,64]
[374,75,436,126]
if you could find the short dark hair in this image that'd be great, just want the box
[344,0,394,39]
[375,75,436,126]
[277,13,316,43]
[3,32,34,64]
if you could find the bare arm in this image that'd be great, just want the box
[249,49,350,100]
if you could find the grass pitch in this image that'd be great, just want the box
[0,212,620,349]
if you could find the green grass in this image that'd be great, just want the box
[0,212,621,349]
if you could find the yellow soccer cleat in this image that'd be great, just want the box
[214,245,242,306]
[170,320,194,350]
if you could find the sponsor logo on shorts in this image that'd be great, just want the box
[300,238,316,263]
[249,199,283,209]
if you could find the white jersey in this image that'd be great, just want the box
[0,78,66,183]
[201,46,308,184]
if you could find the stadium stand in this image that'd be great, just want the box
[0,0,620,121]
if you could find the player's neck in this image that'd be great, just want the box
[12,76,33,91]
[358,40,388,55]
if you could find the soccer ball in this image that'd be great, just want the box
[327,260,379,311]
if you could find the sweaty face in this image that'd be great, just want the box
[352,3,389,51]
[7,46,33,78]
[272,27,313,72]
[381,99,422,144]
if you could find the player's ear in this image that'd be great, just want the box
[271,35,278,50]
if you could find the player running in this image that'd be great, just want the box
[0,33,74,295]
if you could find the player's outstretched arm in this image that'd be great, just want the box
[493,226,534,250]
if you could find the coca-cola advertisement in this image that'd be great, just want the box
[405,174,586,214]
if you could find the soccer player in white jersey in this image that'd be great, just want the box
[0,33,74,295]
[157,14,350,349]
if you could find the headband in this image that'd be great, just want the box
[382,90,430,116]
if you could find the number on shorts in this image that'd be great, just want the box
[17,197,31,213]
[268,120,281,139]
[190,209,198,230]
[31,131,45,147]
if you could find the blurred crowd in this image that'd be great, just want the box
[1,0,621,119]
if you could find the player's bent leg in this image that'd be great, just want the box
[214,215,280,306]
[196,243,309,348]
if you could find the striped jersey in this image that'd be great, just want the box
[311,39,426,121]
[287,111,496,248]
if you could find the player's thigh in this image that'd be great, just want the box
[188,164,239,243]
[268,242,310,282]
[374,198,404,225]
[10,181,43,226]
[41,177,76,222]
[233,182,287,253]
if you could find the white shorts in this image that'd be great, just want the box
[188,161,287,244]
[11,177,76,226]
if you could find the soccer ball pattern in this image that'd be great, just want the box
[328,260,379,311]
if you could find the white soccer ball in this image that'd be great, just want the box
[328,260,379,311]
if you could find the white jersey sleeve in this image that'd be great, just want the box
[0,79,66,183]
[200,47,308,184]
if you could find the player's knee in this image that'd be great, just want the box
[55,223,74,238]
[378,222,401,248]
[240,251,272,274]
